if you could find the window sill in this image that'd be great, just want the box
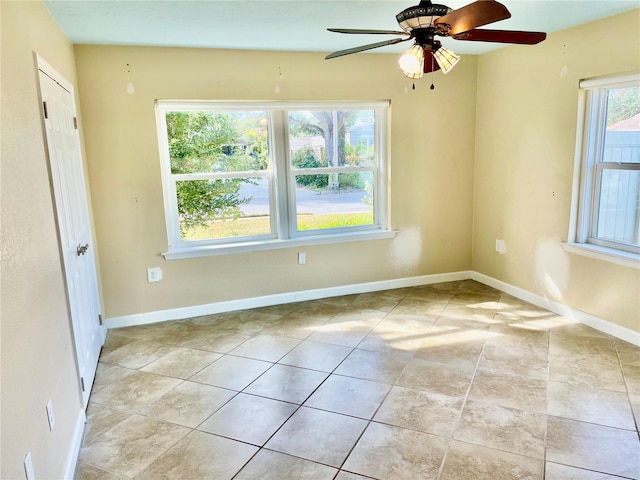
[562,242,640,269]
[162,229,397,260]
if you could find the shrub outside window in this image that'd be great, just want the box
[156,101,390,256]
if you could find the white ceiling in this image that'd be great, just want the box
[44,0,639,56]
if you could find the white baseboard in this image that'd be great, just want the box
[105,270,639,346]
[104,271,472,328]
[471,272,640,346]
[63,409,86,480]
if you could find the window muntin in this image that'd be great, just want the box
[157,101,388,252]
[574,75,640,256]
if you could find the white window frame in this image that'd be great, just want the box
[566,72,640,268]
[156,101,393,259]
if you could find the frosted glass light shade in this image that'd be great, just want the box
[433,46,460,74]
[399,44,424,79]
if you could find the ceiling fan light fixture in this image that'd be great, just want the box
[399,43,424,78]
[433,45,460,74]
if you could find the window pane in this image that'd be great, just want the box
[166,111,269,174]
[177,177,272,240]
[295,172,374,231]
[289,110,375,169]
[595,168,640,247]
[604,87,640,163]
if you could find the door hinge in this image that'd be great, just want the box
[73,117,78,129]
[80,377,85,392]
[43,101,48,119]
[98,314,103,325]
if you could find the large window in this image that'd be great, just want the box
[569,73,640,262]
[156,101,390,257]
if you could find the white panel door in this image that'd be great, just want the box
[38,64,104,408]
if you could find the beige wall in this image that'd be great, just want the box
[472,10,640,333]
[74,45,478,319]
[1,1,88,478]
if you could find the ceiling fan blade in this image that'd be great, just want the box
[325,37,410,60]
[453,29,546,44]
[435,0,511,36]
[423,50,442,73]
[328,28,409,36]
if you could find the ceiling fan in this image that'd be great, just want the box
[325,0,546,80]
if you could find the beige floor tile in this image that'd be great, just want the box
[74,462,127,480]
[453,401,546,459]
[180,331,252,353]
[468,370,547,413]
[307,317,379,348]
[623,364,640,395]
[333,348,413,384]
[479,344,548,380]
[348,292,401,312]
[278,340,352,372]
[357,317,433,354]
[550,322,613,338]
[545,462,629,480]
[79,414,190,478]
[99,339,176,369]
[136,430,258,480]
[450,290,502,306]
[91,363,136,392]
[428,320,490,345]
[629,394,640,428]
[199,393,297,445]
[82,405,130,445]
[335,472,376,480]
[265,407,367,467]
[397,358,473,397]
[134,381,236,428]
[190,355,272,390]
[140,319,210,345]
[373,386,464,437]
[617,342,640,366]
[234,449,338,480]
[261,311,330,340]
[140,347,222,379]
[546,416,640,479]
[440,303,499,324]
[547,380,635,430]
[458,280,501,295]
[414,338,484,373]
[440,440,543,480]
[228,334,301,362]
[78,282,638,480]
[102,329,140,350]
[549,355,627,392]
[343,422,448,480]
[244,364,328,403]
[550,334,619,363]
[304,374,390,419]
[390,297,448,317]
[89,370,182,410]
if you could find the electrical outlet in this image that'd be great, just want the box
[147,267,163,283]
[46,399,55,430]
[24,452,34,480]
[298,252,306,265]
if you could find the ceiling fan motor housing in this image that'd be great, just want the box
[396,0,453,32]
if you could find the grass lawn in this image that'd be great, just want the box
[184,212,374,240]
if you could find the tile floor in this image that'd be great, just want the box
[75,280,640,480]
